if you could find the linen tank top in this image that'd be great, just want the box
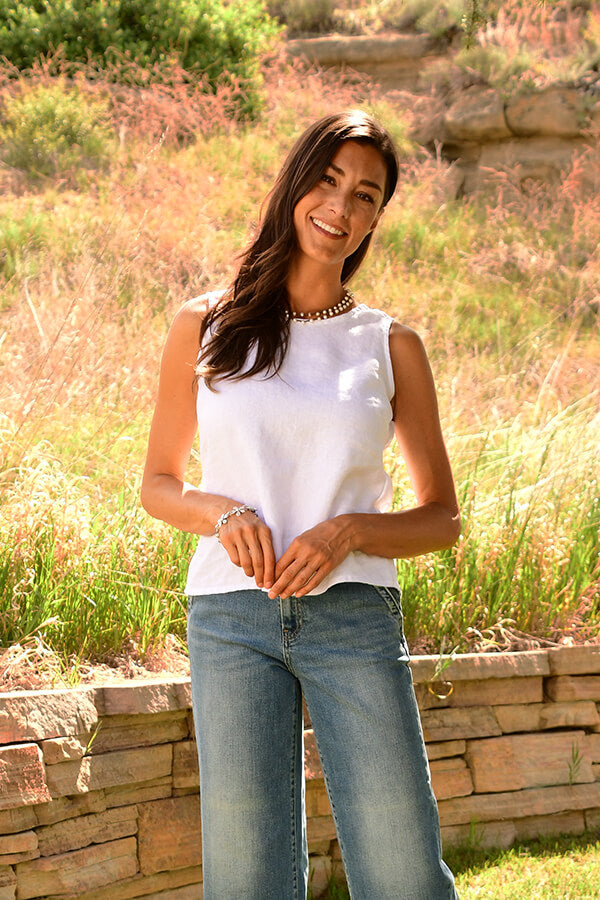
[185,298,399,596]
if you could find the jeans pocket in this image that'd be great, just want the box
[373,584,403,619]
[373,585,410,660]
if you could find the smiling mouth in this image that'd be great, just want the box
[311,216,346,237]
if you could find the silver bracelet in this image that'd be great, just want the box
[215,505,257,543]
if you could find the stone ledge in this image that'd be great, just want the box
[173,742,199,791]
[2,647,599,719]
[95,679,191,718]
[286,33,437,67]
[308,815,337,843]
[438,781,600,827]
[0,690,98,744]
[586,809,600,831]
[416,676,542,709]
[471,136,589,186]
[444,86,511,142]
[40,735,90,765]
[548,645,600,676]
[410,650,550,684]
[306,780,331,818]
[514,810,586,843]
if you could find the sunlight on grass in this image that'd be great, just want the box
[1,49,599,669]
[317,832,600,899]
[450,832,600,899]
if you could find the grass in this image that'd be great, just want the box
[316,832,600,898]
[0,35,599,678]
[451,831,600,899]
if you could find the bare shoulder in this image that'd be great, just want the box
[388,319,429,367]
[156,298,211,380]
[166,293,217,352]
[386,319,438,419]
[389,319,424,346]
[173,294,211,328]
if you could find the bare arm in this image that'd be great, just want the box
[141,298,226,533]
[268,321,460,599]
[141,298,276,588]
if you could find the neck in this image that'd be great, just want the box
[286,259,345,315]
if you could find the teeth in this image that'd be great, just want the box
[312,217,345,236]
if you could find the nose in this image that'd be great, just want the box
[328,188,350,219]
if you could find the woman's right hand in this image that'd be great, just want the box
[217,508,276,590]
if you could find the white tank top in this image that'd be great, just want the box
[185,298,399,596]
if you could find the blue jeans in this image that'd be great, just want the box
[187,582,457,899]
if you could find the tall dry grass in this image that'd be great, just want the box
[0,54,598,678]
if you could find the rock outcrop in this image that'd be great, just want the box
[286,34,600,194]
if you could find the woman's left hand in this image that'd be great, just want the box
[268,516,354,599]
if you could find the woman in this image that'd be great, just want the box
[142,110,460,899]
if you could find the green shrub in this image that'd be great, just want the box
[0,209,48,286]
[452,42,563,96]
[0,0,280,118]
[0,83,114,183]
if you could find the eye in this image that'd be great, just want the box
[357,191,375,204]
[320,173,335,185]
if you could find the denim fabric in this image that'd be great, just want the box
[187,582,458,900]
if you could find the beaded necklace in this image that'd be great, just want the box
[288,288,354,322]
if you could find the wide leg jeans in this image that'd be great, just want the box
[187,582,458,899]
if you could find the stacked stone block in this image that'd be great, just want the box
[1,647,600,898]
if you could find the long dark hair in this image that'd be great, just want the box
[198,110,399,389]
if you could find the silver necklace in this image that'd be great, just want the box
[288,288,355,322]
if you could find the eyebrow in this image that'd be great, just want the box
[329,161,383,193]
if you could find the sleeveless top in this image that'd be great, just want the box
[185,299,399,596]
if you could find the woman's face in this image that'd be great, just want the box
[292,140,387,272]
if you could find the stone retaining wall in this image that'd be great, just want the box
[286,33,449,90]
[1,646,600,898]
